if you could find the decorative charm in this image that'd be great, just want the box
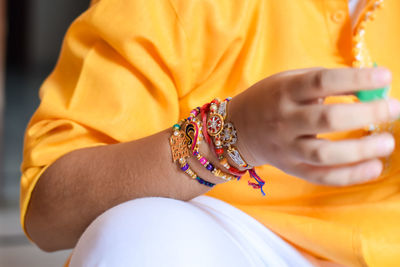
[170,131,190,162]
[218,101,227,117]
[207,113,224,136]
[221,122,237,147]
[184,122,196,148]
[227,148,247,167]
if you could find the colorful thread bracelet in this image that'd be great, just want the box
[178,158,215,188]
[182,112,238,182]
[170,98,267,195]
[201,101,247,176]
[170,122,215,188]
[221,121,252,169]
[217,99,252,170]
[207,98,226,159]
[204,98,266,196]
[187,118,238,181]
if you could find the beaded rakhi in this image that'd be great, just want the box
[184,109,238,182]
[204,98,266,195]
[170,118,215,188]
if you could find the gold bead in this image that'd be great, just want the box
[370,13,376,21]
[353,35,362,43]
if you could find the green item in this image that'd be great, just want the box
[356,63,390,102]
[356,86,390,102]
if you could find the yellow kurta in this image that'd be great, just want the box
[20,0,400,266]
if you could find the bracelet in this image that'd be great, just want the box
[170,122,215,188]
[183,112,238,182]
[221,121,252,169]
[218,100,252,169]
[207,99,225,158]
[178,158,215,188]
[205,98,266,196]
[170,98,266,195]
[201,102,246,177]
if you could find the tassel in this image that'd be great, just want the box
[248,168,266,196]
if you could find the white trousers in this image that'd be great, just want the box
[70,196,313,267]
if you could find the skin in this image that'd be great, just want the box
[230,67,399,185]
[25,67,399,266]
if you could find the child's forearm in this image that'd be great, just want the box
[25,128,226,252]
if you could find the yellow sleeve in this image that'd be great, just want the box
[20,0,260,236]
[20,0,190,233]
[90,0,100,6]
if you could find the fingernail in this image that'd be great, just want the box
[373,68,392,85]
[388,99,400,119]
[379,136,395,154]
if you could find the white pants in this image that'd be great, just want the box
[70,196,313,267]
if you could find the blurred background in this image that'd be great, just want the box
[0,0,90,266]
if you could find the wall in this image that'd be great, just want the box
[27,0,91,68]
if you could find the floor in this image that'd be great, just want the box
[0,67,72,267]
[0,206,72,267]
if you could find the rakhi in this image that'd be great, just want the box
[222,122,251,169]
[201,100,247,177]
[204,98,266,195]
[170,122,215,188]
[207,99,226,159]
[217,99,252,170]
[184,112,238,182]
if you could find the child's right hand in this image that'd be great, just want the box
[229,67,400,186]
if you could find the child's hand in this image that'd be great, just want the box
[229,67,400,186]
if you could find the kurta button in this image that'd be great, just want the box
[331,10,346,23]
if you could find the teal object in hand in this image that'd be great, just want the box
[356,63,390,102]
[356,86,390,102]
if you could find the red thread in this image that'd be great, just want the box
[201,103,214,150]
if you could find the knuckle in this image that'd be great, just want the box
[313,70,326,91]
[294,109,311,126]
[270,88,289,114]
[288,108,311,132]
[317,110,329,128]
[318,108,337,129]
[309,146,327,164]
[277,98,291,118]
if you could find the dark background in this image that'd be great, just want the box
[1,1,91,265]
[2,0,91,205]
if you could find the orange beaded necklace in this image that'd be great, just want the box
[350,0,395,171]
[352,0,384,68]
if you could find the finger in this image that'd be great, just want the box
[275,67,324,78]
[291,133,395,166]
[287,99,400,135]
[286,67,392,102]
[295,159,383,186]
